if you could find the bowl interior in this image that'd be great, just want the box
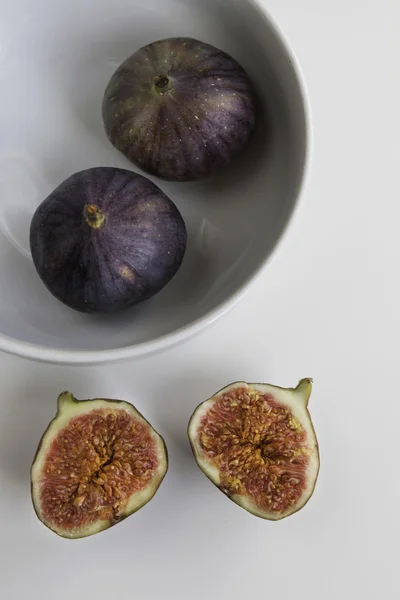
[0,0,307,358]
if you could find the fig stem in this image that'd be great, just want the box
[153,74,173,94]
[84,204,105,230]
[295,378,313,406]
[154,74,169,88]
[57,391,76,413]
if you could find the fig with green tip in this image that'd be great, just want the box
[31,392,168,538]
[188,379,319,520]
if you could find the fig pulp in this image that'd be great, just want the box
[102,37,256,181]
[188,379,319,520]
[30,167,187,313]
[31,392,168,538]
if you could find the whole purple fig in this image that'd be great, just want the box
[30,167,187,313]
[102,37,256,182]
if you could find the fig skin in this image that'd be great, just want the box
[188,379,320,520]
[31,392,168,539]
[29,167,187,313]
[102,37,256,181]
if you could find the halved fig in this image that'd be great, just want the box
[188,379,319,520]
[31,392,168,538]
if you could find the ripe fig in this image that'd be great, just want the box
[188,379,319,520]
[102,37,256,181]
[31,392,168,538]
[29,167,187,313]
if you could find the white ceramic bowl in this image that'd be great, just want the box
[0,0,310,364]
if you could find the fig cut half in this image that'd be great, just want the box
[31,392,168,538]
[188,379,319,520]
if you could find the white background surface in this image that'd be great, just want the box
[0,0,398,598]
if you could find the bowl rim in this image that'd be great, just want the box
[0,0,313,365]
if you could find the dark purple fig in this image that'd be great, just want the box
[102,37,256,182]
[29,167,187,313]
